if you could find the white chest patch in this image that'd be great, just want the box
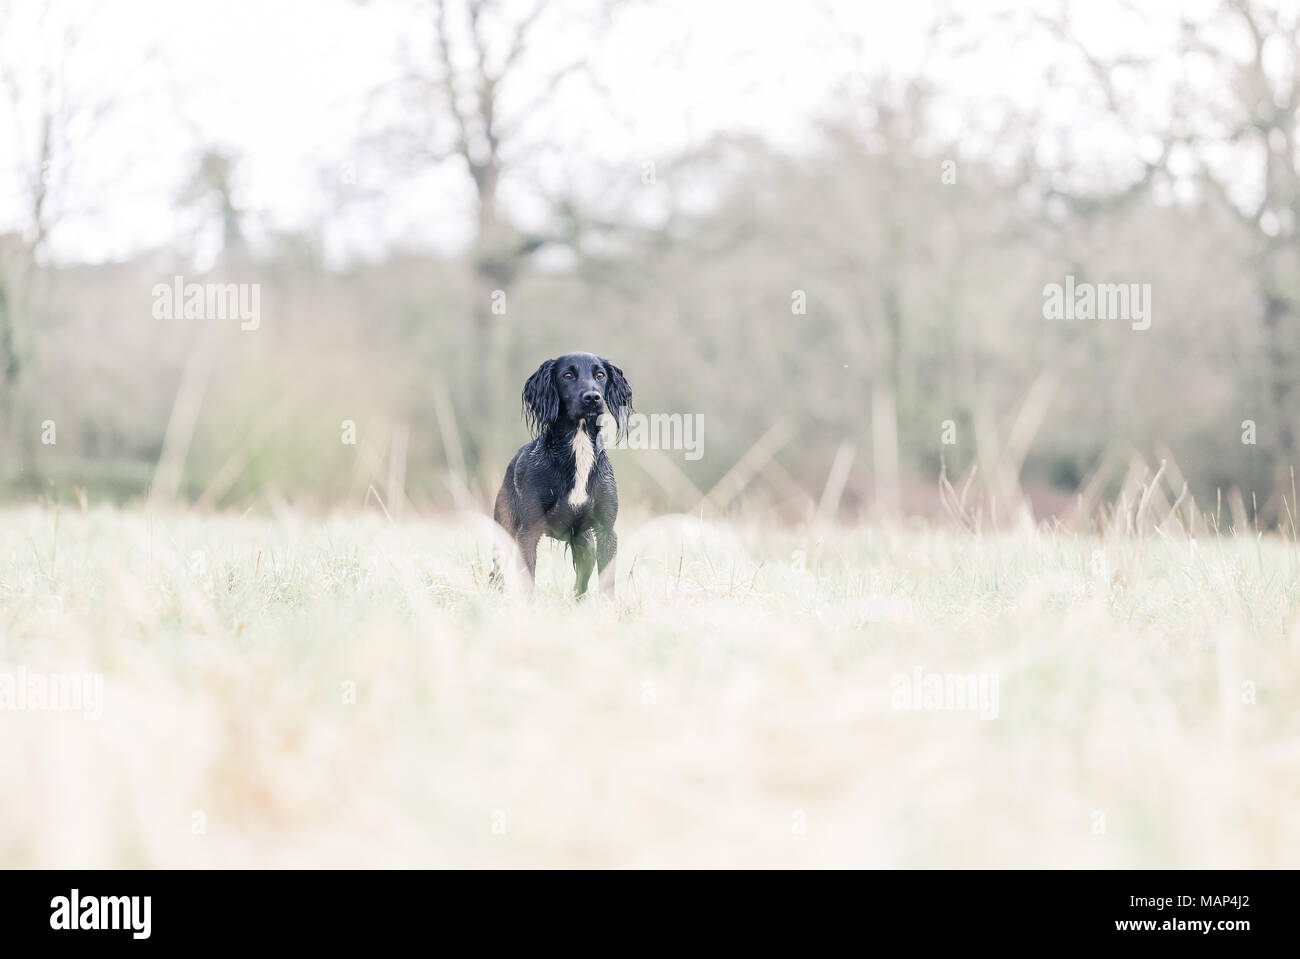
[568,419,595,507]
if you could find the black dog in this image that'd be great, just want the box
[491,352,632,596]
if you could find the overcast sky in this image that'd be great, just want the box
[0,0,1224,266]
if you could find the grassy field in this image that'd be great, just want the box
[1,504,1298,867]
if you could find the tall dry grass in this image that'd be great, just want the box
[1,504,1298,866]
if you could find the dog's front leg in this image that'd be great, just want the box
[517,522,544,593]
[572,529,596,598]
[594,526,617,596]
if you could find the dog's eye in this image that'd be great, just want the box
[595,371,605,379]
[563,371,575,379]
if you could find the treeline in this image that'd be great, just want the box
[4,1,1300,525]
[2,102,1285,524]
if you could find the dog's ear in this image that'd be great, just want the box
[600,358,633,439]
[522,359,559,435]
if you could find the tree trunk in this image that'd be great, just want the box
[871,382,901,517]
[472,161,508,495]
[1261,287,1296,521]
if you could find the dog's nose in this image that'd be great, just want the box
[581,390,602,407]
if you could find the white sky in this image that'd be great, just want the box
[0,0,1234,266]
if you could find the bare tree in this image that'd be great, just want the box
[383,0,622,481]
[178,147,249,262]
[1015,0,1300,517]
[1173,0,1300,515]
[0,1,115,479]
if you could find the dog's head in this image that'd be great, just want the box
[522,352,632,437]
